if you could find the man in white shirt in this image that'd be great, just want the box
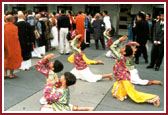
[103,11,111,29]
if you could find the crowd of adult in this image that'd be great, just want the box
[4,9,113,78]
[128,11,164,71]
[4,9,164,79]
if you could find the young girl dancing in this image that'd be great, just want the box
[104,28,115,58]
[110,36,160,107]
[70,34,113,82]
[35,54,64,104]
[41,72,94,111]
[123,41,162,86]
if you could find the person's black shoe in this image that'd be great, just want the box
[65,53,70,55]
[60,53,64,55]
[155,66,160,71]
[135,60,139,64]
[146,65,154,69]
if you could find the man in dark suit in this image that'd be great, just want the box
[147,13,164,71]
[135,12,149,64]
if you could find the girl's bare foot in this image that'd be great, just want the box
[88,107,94,111]
[159,81,163,86]
[153,99,160,107]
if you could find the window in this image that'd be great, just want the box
[34,6,48,13]
[85,5,100,16]
[57,6,72,13]
[12,7,26,12]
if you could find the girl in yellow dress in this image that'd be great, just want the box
[110,36,160,107]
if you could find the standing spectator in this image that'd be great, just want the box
[74,11,85,41]
[146,13,152,41]
[71,11,76,30]
[49,13,59,48]
[84,12,91,47]
[4,15,23,78]
[39,12,48,53]
[31,14,44,58]
[67,11,75,33]
[12,10,18,25]
[103,11,111,44]
[145,13,153,52]
[57,9,71,55]
[147,13,164,71]
[27,10,41,58]
[16,11,33,71]
[134,13,149,64]
[92,13,105,50]
[103,11,111,30]
[35,14,45,55]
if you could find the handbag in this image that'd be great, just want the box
[45,32,54,40]
[66,32,71,41]
[34,29,40,39]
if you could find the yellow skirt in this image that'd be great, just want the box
[112,80,160,104]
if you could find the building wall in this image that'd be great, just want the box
[131,4,153,15]
[4,4,164,34]
[100,4,119,32]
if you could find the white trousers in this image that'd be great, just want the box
[70,67,102,82]
[130,69,149,85]
[31,46,45,58]
[51,26,59,47]
[59,28,70,54]
[19,59,31,70]
[106,50,116,58]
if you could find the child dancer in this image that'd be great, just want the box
[70,34,113,82]
[110,36,160,107]
[104,28,115,58]
[35,53,64,104]
[40,72,94,111]
[124,42,162,86]
[68,29,104,65]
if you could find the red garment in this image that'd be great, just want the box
[107,37,113,50]
[75,14,85,41]
[4,22,23,69]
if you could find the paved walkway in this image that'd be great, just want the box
[4,40,164,112]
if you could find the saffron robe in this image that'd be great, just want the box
[74,14,85,41]
[4,22,23,69]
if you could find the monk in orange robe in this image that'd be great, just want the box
[4,15,23,78]
[74,11,85,41]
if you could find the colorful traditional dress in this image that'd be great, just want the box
[35,58,61,105]
[110,40,160,105]
[41,83,77,111]
[35,58,55,81]
[70,38,102,82]
[103,31,115,58]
